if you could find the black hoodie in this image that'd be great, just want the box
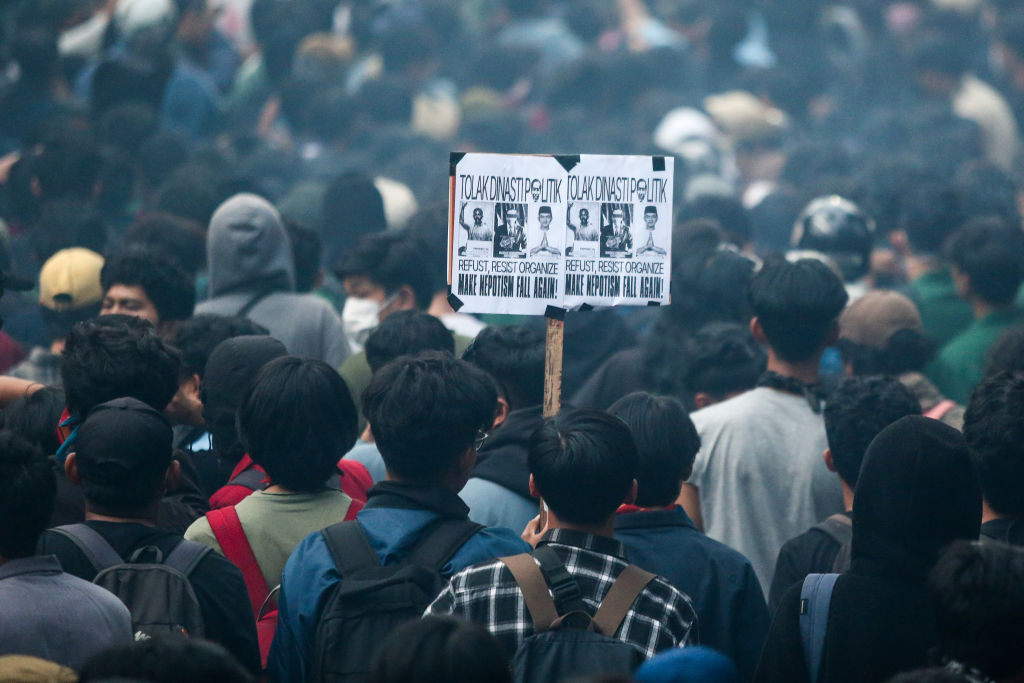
[470,406,544,500]
[755,416,982,683]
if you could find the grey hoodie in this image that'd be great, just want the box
[196,194,351,367]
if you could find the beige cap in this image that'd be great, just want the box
[703,90,788,144]
[0,655,76,683]
[839,290,923,348]
[38,247,104,311]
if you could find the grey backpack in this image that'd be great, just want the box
[52,523,210,641]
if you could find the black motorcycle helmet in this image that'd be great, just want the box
[792,195,875,282]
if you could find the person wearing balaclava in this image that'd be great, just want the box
[195,194,351,367]
[754,415,983,683]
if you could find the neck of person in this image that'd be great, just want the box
[840,479,855,513]
[904,253,942,282]
[982,499,1005,525]
[765,349,821,386]
[85,502,161,527]
[972,298,1000,320]
[545,509,615,539]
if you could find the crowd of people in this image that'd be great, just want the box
[2,0,1024,682]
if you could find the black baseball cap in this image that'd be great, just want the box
[75,397,173,483]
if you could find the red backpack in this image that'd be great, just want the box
[206,503,361,670]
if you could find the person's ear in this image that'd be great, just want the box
[491,397,510,431]
[529,473,541,499]
[750,317,768,346]
[164,460,181,493]
[65,452,81,485]
[393,286,417,312]
[693,392,714,410]
[183,373,201,401]
[951,267,970,299]
[825,319,840,347]
[623,479,638,506]
[824,448,837,473]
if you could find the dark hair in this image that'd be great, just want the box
[824,376,922,488]
[368,616,512,683]
[985,327,1024,376]
[675,195,753,248]
[285,221,322,293]
[748,259,848,362]
[362,351,496,482]
[608,393,699,507]
[886,670,972,683]
[122,213,206,276]
[365,311,454,374]
[321,172,386,262]
[930,541,1024,679]
[334,231,435,310]
[962,372,1024,516]
[899,182,964,256]
[2,387,66,455]
[61,315,181,416]
[528,409,638,526]
[170,314,269,379]
[40,303,104,343]
[79,637,253,683]
[462,325,545,410]
[0,431,56,558]
[239,356,358,492]
[101,248,196,323]
[837,329,938,375]
[30,199,108,262]
[155,163,224,227]
[945,218,1024,306]
[684,323,766,401]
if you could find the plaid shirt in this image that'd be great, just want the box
[425,528,697,659]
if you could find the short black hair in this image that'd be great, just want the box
[963,372,1024,516]
[899,182,964,256]
[101,247,196,324]
[362,351,496,482]
[748,258,848,362]
[365,311,454,374]
[79,637,253,683]
[945,218,1024,306]
[334,231,435,310]
[61,315,181,417]
[930,540,1024,680]
[528,409,638,526]
[30,199,108,262]
[462,325,544,410]
[369,616,511,683]
[285,221,323,293]
[684,322,766,401]
[824,376,922,488]
[837,329,938,376]
[122,212,207,276]
[2,387,66,456]
[985,327,1024,376]
[321,172,387,262]
[170,314,269,379]
[675,194,752,248]
[239,356,358,492]
[0,431,56,558]
[608,393,699,507]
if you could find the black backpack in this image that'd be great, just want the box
[51,523,211,640]
[311,517,484,683]
[813,514,853,573]
[501,546,656,683]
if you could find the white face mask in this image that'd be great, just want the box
[342,297,383,351]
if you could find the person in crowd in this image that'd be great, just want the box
[79,637,253,683]
[928,218,1024,404]
[196,194,351,367]
[428,407,696,660]
[680,258,849,591]
[609,392,768,681]
[186,355,362,591]
[368,616,512,683]
[684,322,767,410]
[37,397,260,673]
[345,310,455,483]
[962,372,1024,545]
[769,376,921,612]
[984,327,1024,376]
[635,647,742,683]
[1,387,65,455]
[838,291,963,429]
[0,431,131,669]
[100,247,196,338]
[755,416,983,683]
[459,324,545,531]
[269,352,529,682]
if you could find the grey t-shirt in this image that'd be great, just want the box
[689,387,844,592]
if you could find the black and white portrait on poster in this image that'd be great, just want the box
[529,205,561,258]
[457,201,493,257]
[493,203,527,258]
[636,205,667,258]
[600,203,633,258]
[566,202,599,258]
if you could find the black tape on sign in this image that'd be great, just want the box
[545,305,566,321]
[652,156,666,172]
[449,152,467,176]
[647,301,662,307]
[579,303,594,312]
[555,155,581,173]
[448,291,465,312]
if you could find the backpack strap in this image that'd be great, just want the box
[322,521,381,576]
[237,289,275,318]
[591,565,657,637]
[499,553,560,633]
[163,539,214,578]
[799,573,840,683]
[813,514,852,546]
[230,467,267,492]
[50,523,124,574]
[406,518,486,572]
[206,507,270,618]
[532,545,588,620]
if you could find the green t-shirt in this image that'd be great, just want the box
[927,307,1024,404]
[910,269,974,348]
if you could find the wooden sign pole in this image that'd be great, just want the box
[543,315,565,418]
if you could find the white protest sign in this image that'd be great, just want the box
[448,152,673,315]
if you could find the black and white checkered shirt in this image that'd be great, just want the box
[425,528,697,659]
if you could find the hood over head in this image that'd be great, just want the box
[852,415,981,579]
[207,193,295,297]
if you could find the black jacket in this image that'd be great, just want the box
[471,406,544,500]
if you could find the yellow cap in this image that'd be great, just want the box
[38,248,104,311]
